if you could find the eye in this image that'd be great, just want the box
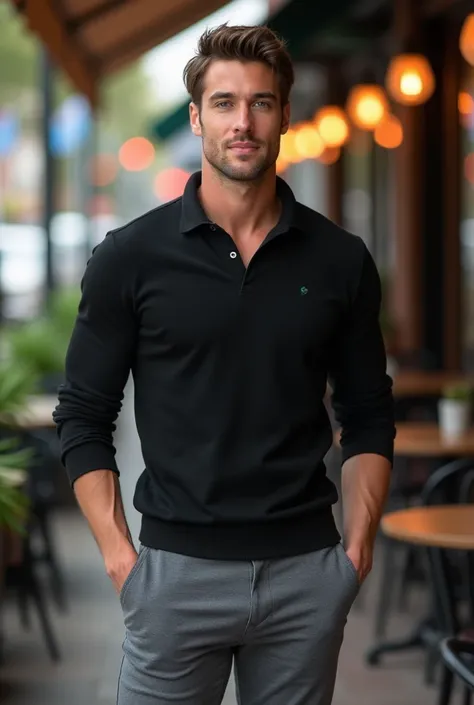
[254,101,271,109]
[216,101,232,108]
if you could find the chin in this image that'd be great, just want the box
[209,155,269,182]
[230,168,264,182]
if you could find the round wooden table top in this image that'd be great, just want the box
[394,422,474,457]
[381,505,474,550]
[333,422,474,457]
[392,370,474,398]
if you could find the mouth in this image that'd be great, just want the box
[229,142,259,154]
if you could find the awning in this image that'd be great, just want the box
[266,0,353,59]
[9,0,231,105]
[153,102,191,142]
[150,0,354,142]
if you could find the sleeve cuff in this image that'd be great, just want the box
[62,442,120,487]
[340,434,394,467]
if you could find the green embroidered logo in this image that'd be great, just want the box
[300,286,309,296]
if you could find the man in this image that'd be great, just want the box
[54,23,395,705]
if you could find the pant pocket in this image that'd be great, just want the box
[119,545,150,609]
[336,542,360,590]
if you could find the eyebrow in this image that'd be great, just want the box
[208,91,278,102]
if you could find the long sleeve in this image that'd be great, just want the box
[328,240,396,465]
[53,232,137,486]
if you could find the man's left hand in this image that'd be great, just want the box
[345,542,373,585]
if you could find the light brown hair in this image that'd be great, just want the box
[183,24,294,108]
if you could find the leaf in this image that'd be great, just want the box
[0,361,38,416]
[0,477,29,533]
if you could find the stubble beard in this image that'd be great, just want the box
[200,119,279,183]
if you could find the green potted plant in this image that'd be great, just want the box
[0,438,31,534]
[5,320,65,381]
[439,383,473,440]
[4,286,80,393]
[0,359,37,418]
[0,361,37,529]
[0,359,36,623]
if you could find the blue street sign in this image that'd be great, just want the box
[0,110,19,157]
[50,94,91,156]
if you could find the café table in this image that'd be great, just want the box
[333,422,474,667]
[392,371,474,399]
[334,422,474,458]
[392,422,474,457]
[382,505,474,551]
[366,506,474,669]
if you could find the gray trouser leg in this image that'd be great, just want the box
[117,542,359,705]
[234,543,359,705]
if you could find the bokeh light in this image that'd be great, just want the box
[318,146,341,165]
[374,114,404,149]
[279,129,300,164]
[154,167,190,201]
[276,156,289,174]
[386,54,435,106]
[347,85,388,131]
[459,91,474,116]
[460,14,474,67]
[119,137,155,172]
[314,106,350,148]
[294,124,324,160]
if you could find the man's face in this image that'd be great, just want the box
[190,60,290,182]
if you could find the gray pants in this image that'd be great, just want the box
[117,542,359,705]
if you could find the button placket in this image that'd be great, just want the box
[206,223,246,285]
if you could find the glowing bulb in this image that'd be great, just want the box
[346,85,389,131]
[279,129,300,163]
[400,71,423,97]
[314,106,349,148]
[459,91,473,116]
[374,114,403,149]
[294,124,324,160]
[386,54,435,106]
[460,14,474,66]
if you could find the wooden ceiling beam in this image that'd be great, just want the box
[98,0,227,75]
[67,0,128,32]
[24,0,97,104]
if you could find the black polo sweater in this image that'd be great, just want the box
[53,171,395,560]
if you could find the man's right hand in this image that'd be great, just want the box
[105,542,139,596]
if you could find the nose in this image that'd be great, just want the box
[233,104,252,134]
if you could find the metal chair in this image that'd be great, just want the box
[367,457,474,685]
[438,637,474,705]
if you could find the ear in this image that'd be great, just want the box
[189,102,202,137]
[281,103,291,135]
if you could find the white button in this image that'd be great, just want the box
[230,251,237,259]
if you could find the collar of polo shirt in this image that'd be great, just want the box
[179,171,308,237]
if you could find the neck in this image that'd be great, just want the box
[198,161,280,237]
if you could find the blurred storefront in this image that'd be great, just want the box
[267,0,474,375]
[6,0,474,374]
